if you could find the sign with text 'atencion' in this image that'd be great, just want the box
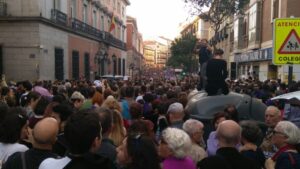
[273,18,300,65]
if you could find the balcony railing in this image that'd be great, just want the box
[71,18,103,38]
[102,31,126,50]
[51,9,67,26]
[0,2,7,16]
[49,10,126,50]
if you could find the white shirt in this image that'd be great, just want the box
[135,95,143,102]
[39,156,71,169]
[0,143,28,163]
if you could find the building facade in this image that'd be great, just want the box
[126,16,143,78]
[180,16,210,40]
[208,0,300,82]
[143,38,171,69]
[0,0,129,81]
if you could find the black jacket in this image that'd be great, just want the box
[198,147,261,169]
[64,153,115,169]
[199,46,212,65]
[3,148,57,169]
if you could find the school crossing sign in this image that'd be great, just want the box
[273,18,300,65]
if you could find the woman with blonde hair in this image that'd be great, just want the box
[102,95,122,113]
[109,109,126,146]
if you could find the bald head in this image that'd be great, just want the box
[265,106,281,128]
[216,120,241,147]
[32,117,59,145]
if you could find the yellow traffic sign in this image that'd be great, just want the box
[273,18,300,65]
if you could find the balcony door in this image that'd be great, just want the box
[84,53,90,80]
[71,0,77,18]
[55,48,64,80]
[72,51,79,80]
[122,59,125,76]
[118,58,121,75]
[53,0,61,10]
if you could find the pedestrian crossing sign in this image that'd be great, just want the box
[273,18,300,65]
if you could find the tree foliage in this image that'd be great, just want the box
[167,34,197,72]
[184,0,249,49]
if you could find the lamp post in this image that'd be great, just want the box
[102,52,108,76]
[129,63,135,79]
[112,54,117,78]
[94,51,102,77]
[95,50,108,77]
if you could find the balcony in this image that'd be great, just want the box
[0,2,7,16]
[71,18,103,38]
[102,31,126,50]
[71,18,126,50]
[51,9,67,26]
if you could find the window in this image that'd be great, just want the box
[83,0,88,23]
[117,2,121,14]
[54,0,61,10]
[122,59,125,76]
[55,48,64,80]
[117,26,120,39]
[271,0,279,22]
[234,19,239,45]
[72,51,79,80]
[122,6,125,17]
[93,10,97,28]
[107,19,110,31]
[101,15,105,31]
[71,0,77,18]
[84,53,90,80]
[122,27,125,41]
[118,58,121,75]
[113,0,116,10]
[248,3,257,44]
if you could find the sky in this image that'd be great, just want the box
[127,0,191,40]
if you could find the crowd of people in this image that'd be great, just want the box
[0,63,300,169]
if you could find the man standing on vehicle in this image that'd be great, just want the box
[195,39,212,91]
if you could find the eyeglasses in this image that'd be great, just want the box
[271,130,288,137]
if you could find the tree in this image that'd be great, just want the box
[167,34,198,72]
[184,0,249,49]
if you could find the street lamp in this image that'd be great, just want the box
[94,50,103,77]
[102,52,108,76]
[94,50,108,77]
[129,63,135,79]
[112,54,117,78]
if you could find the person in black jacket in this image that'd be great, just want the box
[39,109,114,169]
[205,49,229,96]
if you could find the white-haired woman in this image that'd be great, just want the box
[183,119,207,164]
[265,121,300,169]
[158,128,196,169]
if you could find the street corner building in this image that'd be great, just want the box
[0,0,130,81]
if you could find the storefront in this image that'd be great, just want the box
[234,47,275,81]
